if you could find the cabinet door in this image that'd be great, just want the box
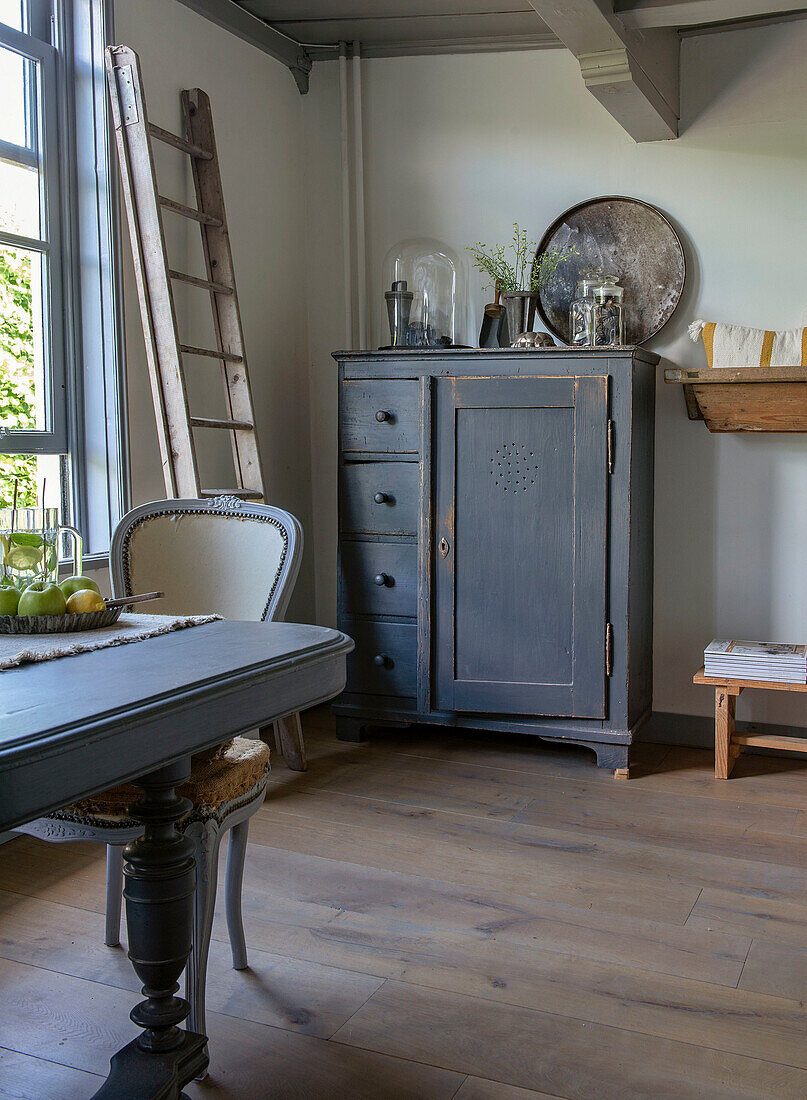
[434,375,609,718]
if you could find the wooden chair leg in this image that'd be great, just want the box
[715,687,737,779]
[184,819,223,1069]
[105,844,125,948]
[224,820,249,971]
[271,712,308,772]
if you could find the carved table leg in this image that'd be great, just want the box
[92,758,208,1099]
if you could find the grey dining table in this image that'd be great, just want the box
[0,619,353,1098]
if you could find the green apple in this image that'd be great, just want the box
[59,575,101,599]
[0,584,20,615]
[18,581,67,617]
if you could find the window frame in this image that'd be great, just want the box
[0,15,68,455]
[60,0,129,558]
[0,0,128,560]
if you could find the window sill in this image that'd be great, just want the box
[57,550,109,578]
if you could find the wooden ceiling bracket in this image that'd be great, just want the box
[174,0,313,93]
[528,0,680,141]
[578,44,679,140]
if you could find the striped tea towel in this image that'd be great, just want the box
[689,319,807,368]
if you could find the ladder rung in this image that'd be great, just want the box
[169,269,233,295]
[180,344,243,363]
[159,195,222,227]
[190,416,254,431]
[148,122,213,160]
[200,488,263,501]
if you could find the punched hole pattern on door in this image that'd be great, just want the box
[490,443,540,492]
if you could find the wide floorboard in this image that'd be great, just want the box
[2,711,807,1098]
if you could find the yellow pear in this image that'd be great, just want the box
[66,589,106,614]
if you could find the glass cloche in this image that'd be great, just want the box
[380,238,467,349]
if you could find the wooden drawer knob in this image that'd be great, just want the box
[373,653,390,667]
[373,491,390,504]
[374,573,391,586]
[375,410,391,422]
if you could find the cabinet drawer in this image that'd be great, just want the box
[341,462,419,535]
[340,542,417,617]
[341,379,419,453]
[344,619,417,697]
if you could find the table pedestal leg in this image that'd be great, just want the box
[93,758,209,1099]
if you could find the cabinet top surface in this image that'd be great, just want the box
[334,347,660,366]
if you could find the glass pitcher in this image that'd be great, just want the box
[0,508,82,589]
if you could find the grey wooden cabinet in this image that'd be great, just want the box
[333,348,657,772]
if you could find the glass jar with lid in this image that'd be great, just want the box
[568,272,602,346]
[380,238,467,349]
[591,276,625,347]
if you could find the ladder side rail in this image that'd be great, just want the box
[105,45,200,498]
[182,88,266,501]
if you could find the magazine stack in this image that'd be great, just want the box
[704,640,807,684]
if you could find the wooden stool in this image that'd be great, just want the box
[694,667,807,778]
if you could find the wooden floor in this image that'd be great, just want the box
[4,712,807,1098]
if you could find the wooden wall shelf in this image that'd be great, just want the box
[664,366,807,432]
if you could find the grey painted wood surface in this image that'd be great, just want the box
[340,542,418,617]
[334,348,656,770]
[434,375,608,718]
[0,620,353,831]
[341,461,419,535]
[341,378,419,453]
[344,619,418,697]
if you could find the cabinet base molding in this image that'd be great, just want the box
[333,705,638,773]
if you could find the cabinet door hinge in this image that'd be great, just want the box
[606,622,614,676]
[607,420,615,474]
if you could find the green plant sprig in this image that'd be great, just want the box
[466,222,578,294]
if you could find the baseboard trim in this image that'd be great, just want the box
[641,711,807,753]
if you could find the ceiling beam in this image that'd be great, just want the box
[615,1,807,28]
[528,0,679,141]
[174,0,312,92]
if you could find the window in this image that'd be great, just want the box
[0,1,66,507]
[0,0,126,558]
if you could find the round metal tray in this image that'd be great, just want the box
[0,606,123,634]
[534,196,686,346]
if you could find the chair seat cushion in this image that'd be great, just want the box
[51,737,270,828]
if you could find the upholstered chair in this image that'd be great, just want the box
[18,496,304,1050]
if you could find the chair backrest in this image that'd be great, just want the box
[110,497,303,623]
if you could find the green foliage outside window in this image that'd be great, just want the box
[0,247,37,508]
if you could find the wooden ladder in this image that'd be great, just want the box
[105,44,306,770]
[105,44,264,502]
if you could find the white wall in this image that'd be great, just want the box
[304,21,807,726]
[113,0,315,621]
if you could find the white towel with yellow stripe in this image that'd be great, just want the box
[689,319,807,368]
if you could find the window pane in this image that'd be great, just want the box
[0,39,39,151]
[0,1,23,32]
[0,158,40,237]
[0,244,46,432]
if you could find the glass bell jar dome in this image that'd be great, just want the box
[380,238,467,349]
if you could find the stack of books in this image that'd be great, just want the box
[704,639,807,684]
